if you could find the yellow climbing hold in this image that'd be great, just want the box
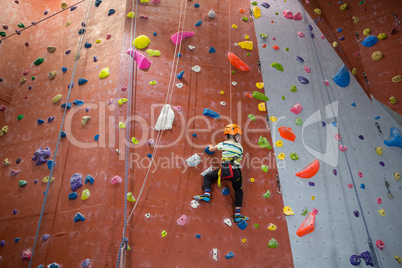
[250,178,255,182]
[131,137,139,144]
[3,158,10,166]
[277,153,285,160]
[245,34,249,40]
[149,81,156,85]
[95,39,101,43]
[283,206,294,216]
[252,6,261,19]
[270,116,277,122]
[99,67,109,79]
[42,176,55,183]
[311,195,316,200]
[378,209,385,216]
[352,68,357,75]
[133,35,151,49]
[0,126,9,136]
[232,24,237,29]
[48,70,57,79]
[21,77,26,85]
[81,116,91,126]
[119,122,126,129]
[161,230,167,237]
[81,189,90,200]
[352,16,359,23]
[118,98,128,106]
[314,8,321,15]
[140,0,149,2]
[363,28,371,37]
[61,2,68,9]
[238,41,253,50]
[275,140,283,147]
[65,21,71,27]
[340,3,347,10]
[74,54,80,60]
[258,102,266,111]
[53,94,62,104]
[332,41,338,48]
[127,192,136,202]
[268,223,277,231]
[256,82,264,89]
[146,49,161,57]
[242,238,247,243]
[127,11,135,18]
[220,90,225,95]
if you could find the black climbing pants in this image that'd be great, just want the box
[202,168,243,207]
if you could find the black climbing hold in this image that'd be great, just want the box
[108,9,115,16]
[78,28,85,35]
[95,0,102,7]
[16,158,21,164]
[84,42,92,48]
[70,6,77,11]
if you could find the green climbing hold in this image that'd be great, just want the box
[261,165,269,172]
[301,207,308,216]
[0,31,6,37]
[268,238,278,248]
[33,57,44,66]
[251,1,258,5]
[295,117,303,126]
[263,190,271,198]
[231,70,235,74]
[282,96,285,100]
[19,180,28,187]
[260,33,268,39]
[289,152,299,160]
[275,12,278,15]
[17,115,24,121]
[258,136,272,149]
[359,1,365,4]
[248,114,256,121]
[290,85,297,92]
[242,17,248,22]
[254,223,260,228]
[31,76,36,81]
[285,48,289,51]
[252,91,269,101]
[271,62,284,71]
[17,23,25,28]
[247,53,250,56]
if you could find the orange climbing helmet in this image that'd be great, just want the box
[224,124,242,136]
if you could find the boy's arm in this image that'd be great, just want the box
[208,144,218,152]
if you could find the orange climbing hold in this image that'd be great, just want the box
[262,44,267,48]
[271,20,274,23]
[239,8,245,13]
[245,92,252,98]
[296,212,316,237]
[296,159,320,178]
[228,52,251,71]
[272,45,279,51]
[278,127,296,141]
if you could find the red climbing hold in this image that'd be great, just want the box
[295,159,320,178]
[228,52,250,71]
[278,126,296,142]
[296,212,315,237]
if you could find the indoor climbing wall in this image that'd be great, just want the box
[0,0,297,267]
[252,0,402,267]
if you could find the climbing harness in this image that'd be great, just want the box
[299,2,383,267]
[275,174,281,194]
[28,0,94,267]
[249,8,254,22]
[375,122,382,137]
[354,31,361,43]
[384,180,394,199]
[257,59,262,73]
[362,72,370,86]
[265,114,271,130]
[393,12,400,25]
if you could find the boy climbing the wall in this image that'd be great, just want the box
[193,124,249,222]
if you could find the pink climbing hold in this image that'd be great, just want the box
[22,249,32,262]
[339,144,347,152]
[127,49,151,69]
[335,134,342,141]
[111,175,123,184]
[297,31,305,37]
[376,240,385,250]
[323,80,329,86]
[320,35,325,39]
[176,215,187,226]
[358,172,363,178]
[347,184,353,188]
[293,12,302,20]
[290,102,303,115]
[377,197,382,204]
[11,169,20,176]
[283,10,293,19]
[304,66,311,73]
[121,86,127,91]
[170,31,194,45]
[173,106,183,112]
[106,34,111,40]
[152,0,160,3]
[23,70,29,76]
[0,105,6,111]
[312,208,318,215]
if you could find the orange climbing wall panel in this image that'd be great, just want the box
[301,0,402,114]
[0,0,294,267]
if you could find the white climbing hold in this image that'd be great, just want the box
[191,200,200,208]
[212,248,218,261]
[188,45,195,50]
[186,153,201,167]
[155,104,175,131]
[145,213,151,218]
[191,65,201,72]
[224,218,232,227]
[234,42,238,46]
[232,81,237,86]
[220,101,226,105]
[175,83,183,89]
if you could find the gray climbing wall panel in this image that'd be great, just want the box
[251,1,402,267]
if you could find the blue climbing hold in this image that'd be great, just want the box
[384,127,402,148]
[14,238,20,243]
[195,234,201,239]
[309,32,314,38]
[351,102,356,107]
[177,71,184,80]
[332,64,350,87]
[203,108,220,119]
[37,119,45,124]
[84,42,92,48]
[47,160,55,170]
[177,53,182,58]
[195,20,202,26]
[194,3,200,7]
[332,122,337,127]
[68,82,74,89]
[68,192,78,199]
[108,9,115,16]
[314,19,317,22]
[237,220,247,230]
[308,25,313,31]
[192,134,197,137]
[153,32,157,36]
[60,131,67,138]
[337,28,342,32]
[339,36,345,41]
[70,6,77,11]
[65,50,71,55]
[375,116,381,120]
[85,175,95,185]
[86,108,89,112]
[225,251,234,259]
[61,103,72,109]
[78,28,85,35]
[147,154,152,158]
[361,35,378,47]
[78,78,88,85]
[205,146,215,155]
[61,67,67,73]
[73,99,84,106]
[360,184,365,189]
[74,212,85,222]
[94,134,99,141]
[48,263,60,268]
[95,0,102,7]
[28,86,32,90]
[37,265,45,268]
[222,187,230,195]
[93,56,98,62]
[209,47,216,53]
[81,259,90,268]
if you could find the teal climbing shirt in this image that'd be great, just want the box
[217,140,243,169]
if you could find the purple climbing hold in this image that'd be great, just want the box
[44,10,49,15]
[261,2,270,8]
[322,121,326,127]
[358,135,364,140]
[32,147,51,166]
[68,82,74,89]
[339,36,345,41]
[298,76,309,84]
[350,255,361,266]
[360,251,374,266]
[3,25,8,30]
[0,240,5,247]
[13,209,17,214]
[353,210,359,217]
[295,56,304,63]
[42,234,50,241]
[309,32,314,38]
[309,181,315,186]
[65,50,71,55]
[34,179,38,183]
[379,161,384,167]
[81,259,90,268]
[48,116,55,123]
[28,86,32,90]
[70,173,83,191]
[93,56,98,62]
[70,6,77,11]
[308,25,313,31]
[333,169,337,175]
